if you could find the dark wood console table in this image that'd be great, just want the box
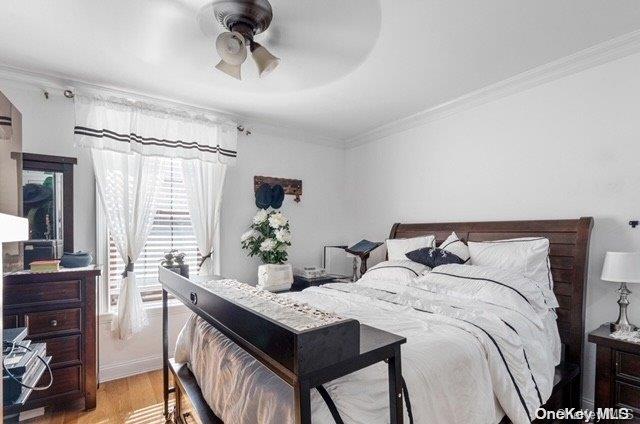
[159,268,407,424]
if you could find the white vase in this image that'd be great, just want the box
[257,263,293,292]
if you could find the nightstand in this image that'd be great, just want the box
[588,325,640,420]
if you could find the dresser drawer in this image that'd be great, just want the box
[41,335,82,366]
[30,365,82,401]
[616,351,640,382]
[4,280,82,307]
[4,314,18,329]
[25,308,82,337]
[615,380,640,412]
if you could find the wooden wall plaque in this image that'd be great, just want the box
[254,176,302,203]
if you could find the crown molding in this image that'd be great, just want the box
[0,65,343,148]
[345,29,640,149]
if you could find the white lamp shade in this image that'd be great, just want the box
[601,252,640,283]
[250,42,280,77]
[215,31,247,66]
[215,60,241,80]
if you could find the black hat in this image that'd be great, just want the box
[255,183,273,209]
[23,183,52,206]
[270,184,285,209]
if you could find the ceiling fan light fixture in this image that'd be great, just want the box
[215,59,242,80]
[215,31,247,65]
[250,41,280,78]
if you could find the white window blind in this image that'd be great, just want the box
[106,158,200,307]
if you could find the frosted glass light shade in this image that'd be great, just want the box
[215,31,247,66]
[250,41,280,77]
[215,60,241,80]
[601,252,640,283]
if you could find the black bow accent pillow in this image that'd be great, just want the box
[405,247,465,268]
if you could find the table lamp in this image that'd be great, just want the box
[601,251,640,332]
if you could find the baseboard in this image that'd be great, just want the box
[583,397,594,410]
[99,355,163,383]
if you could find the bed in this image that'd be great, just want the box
[161,217,593,424]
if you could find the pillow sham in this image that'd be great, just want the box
[468,237,553,289]
[359,260,429,284]
[386,235,435,261]
[439,232,470,263]
[416,263,553,317]
[406,247,464,268]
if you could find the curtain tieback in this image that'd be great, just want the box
[121,257,134,278]
[199,251,214,267]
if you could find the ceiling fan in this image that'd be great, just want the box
[206,0,280,80]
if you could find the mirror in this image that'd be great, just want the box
[22,169,64,251]
[13,153,77,268]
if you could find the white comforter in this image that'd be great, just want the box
[175,266,559,424]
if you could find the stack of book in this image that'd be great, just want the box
[29,259,60,273]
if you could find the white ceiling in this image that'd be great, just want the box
[1,0,640,141]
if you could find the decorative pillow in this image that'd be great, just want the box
[439,232,470,263]
[386,236,435,261]
[358,260,429,284]
[406,247,464,268]
[468,237,554,290]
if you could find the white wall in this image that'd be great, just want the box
[222,132,347,282]
[0,78,348,381]
[344,52,640,404]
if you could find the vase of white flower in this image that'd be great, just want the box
[241,209,293,290]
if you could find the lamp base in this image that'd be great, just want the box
[611,282,637,332]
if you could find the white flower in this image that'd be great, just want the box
[241,230,257,242]
[268,212,288,229]
[259,238,276,252]
[275,229,291,243]
[253,209,269,225]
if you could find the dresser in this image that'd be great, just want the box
[3,266,100,411]
[589,324,640,422]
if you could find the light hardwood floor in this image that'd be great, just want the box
[24,370,174,424]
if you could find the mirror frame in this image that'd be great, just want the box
[12,152,77,253]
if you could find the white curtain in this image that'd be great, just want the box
[75,95,237,339]
[182,160,227,275]
[92,149,163,339]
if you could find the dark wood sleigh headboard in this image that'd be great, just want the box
[389,217,594,372]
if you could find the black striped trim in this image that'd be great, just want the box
[430,271,532,307]
[321,285,533,421]
[0,116,11,126]
[316,385,344,424]
[460,318,532,421]
[402,377,414,424]
[74,126,237,157]
[367,265,421,277]
[500,320,543,406]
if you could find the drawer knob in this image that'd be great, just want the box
[50,319,58,327]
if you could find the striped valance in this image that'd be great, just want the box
[0,93,12,140]
[74,95,237,165]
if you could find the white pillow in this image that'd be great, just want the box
[359,260,429,284]
[439,232,470,263]
[386,235,435,261]
[468,237,553,288]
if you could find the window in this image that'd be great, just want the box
[100,158,200,309]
